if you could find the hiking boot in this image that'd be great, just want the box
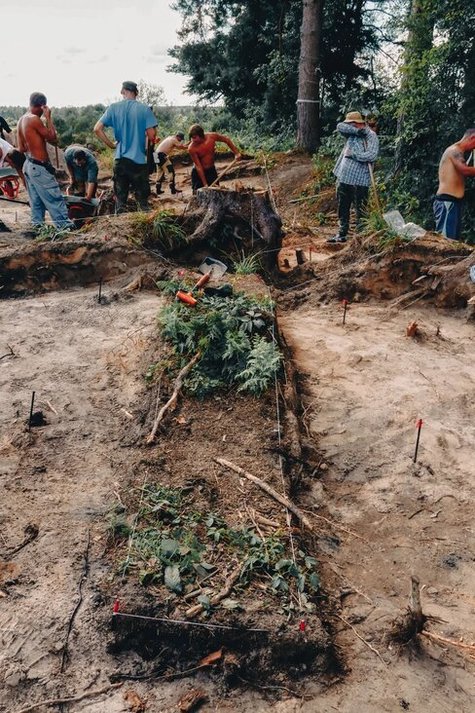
[326,235,347,244]
[156,182,164,195]
[21,229,39,239]
[170,183,182,195]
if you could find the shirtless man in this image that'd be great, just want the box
[188,124,242,192]
[154,132,185,195]
[434,128,475,240]
[18,93,74,234]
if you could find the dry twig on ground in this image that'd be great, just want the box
[146,352,200,443]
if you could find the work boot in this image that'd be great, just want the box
[170,183,182,195]
[156,182,164,196]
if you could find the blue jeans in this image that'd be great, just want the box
[24,160,75,230]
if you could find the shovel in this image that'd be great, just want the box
[198,257,228,279]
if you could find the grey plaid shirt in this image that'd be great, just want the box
[333,123,379,187]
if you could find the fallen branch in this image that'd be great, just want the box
[215,457,364,539]
[336,613,387,665]
[60,531,91,672]
[421,630,475,657]
[0,344,15,360]
[14,682,122,713]
[390,287,427,308]
[185,563,243,619]
[214,457,315,532]
[289,194,320,204]
[146,352,200,443]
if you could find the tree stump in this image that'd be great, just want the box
[185,188,282,271]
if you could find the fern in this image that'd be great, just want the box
[156,291,281,397]
[237,337,282,395]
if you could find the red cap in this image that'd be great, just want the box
[299,619,306,631]
[416,419,423,428]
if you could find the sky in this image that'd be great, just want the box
[0,0,194,108]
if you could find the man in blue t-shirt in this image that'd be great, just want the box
[64,145,99,200]
[94,81,158,212]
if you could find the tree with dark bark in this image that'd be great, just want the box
[296,0,324,153]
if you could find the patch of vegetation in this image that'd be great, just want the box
[35,225,73,242]
[232,252,262,275]
[311,152,335,194]
[119,484,320,614]
[130,210,186,251]
[155,288,281,397]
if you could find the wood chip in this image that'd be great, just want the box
[177,687,208,712]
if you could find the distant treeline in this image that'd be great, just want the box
[0,104,222,151]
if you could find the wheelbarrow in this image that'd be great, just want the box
[0,167,20,200]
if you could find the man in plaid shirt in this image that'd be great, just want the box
[328,111,379,243]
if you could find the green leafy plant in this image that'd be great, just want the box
[157,292,280,397]
[130,210,186,251]
[35,225,72,242]
[119,484,321,613]
[232,252,263,275]
[237,336,282,394]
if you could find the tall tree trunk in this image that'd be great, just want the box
[296,0,324,153]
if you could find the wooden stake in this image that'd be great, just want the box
[413,419,423,463]
[146,352,201,443]
[342,299,348,324]
[28,391,35,432]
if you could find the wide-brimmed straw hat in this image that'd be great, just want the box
[343,111,365,123]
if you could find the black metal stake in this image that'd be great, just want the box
[28,391,36,432]
[413,419,423,463]
[98,277,103,304]
[342,300,348,324]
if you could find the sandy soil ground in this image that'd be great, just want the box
[279,298,475,712]
[0,288,167,711]
[1,154,474,712]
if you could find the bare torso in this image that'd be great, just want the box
[17,113,50,162]
[437,144,468,198]
[189,134,218,170]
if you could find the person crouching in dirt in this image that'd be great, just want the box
[154,132,185,195]
[64,145,98,201]
[188,124,242,193]
[94,81,158,213]
[17,92,75,236]
[327,111,379,244]
[434,129,475,241]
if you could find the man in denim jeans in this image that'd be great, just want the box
[94,81,158,213]
[327,111,379,244]
[17,92,75,236]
